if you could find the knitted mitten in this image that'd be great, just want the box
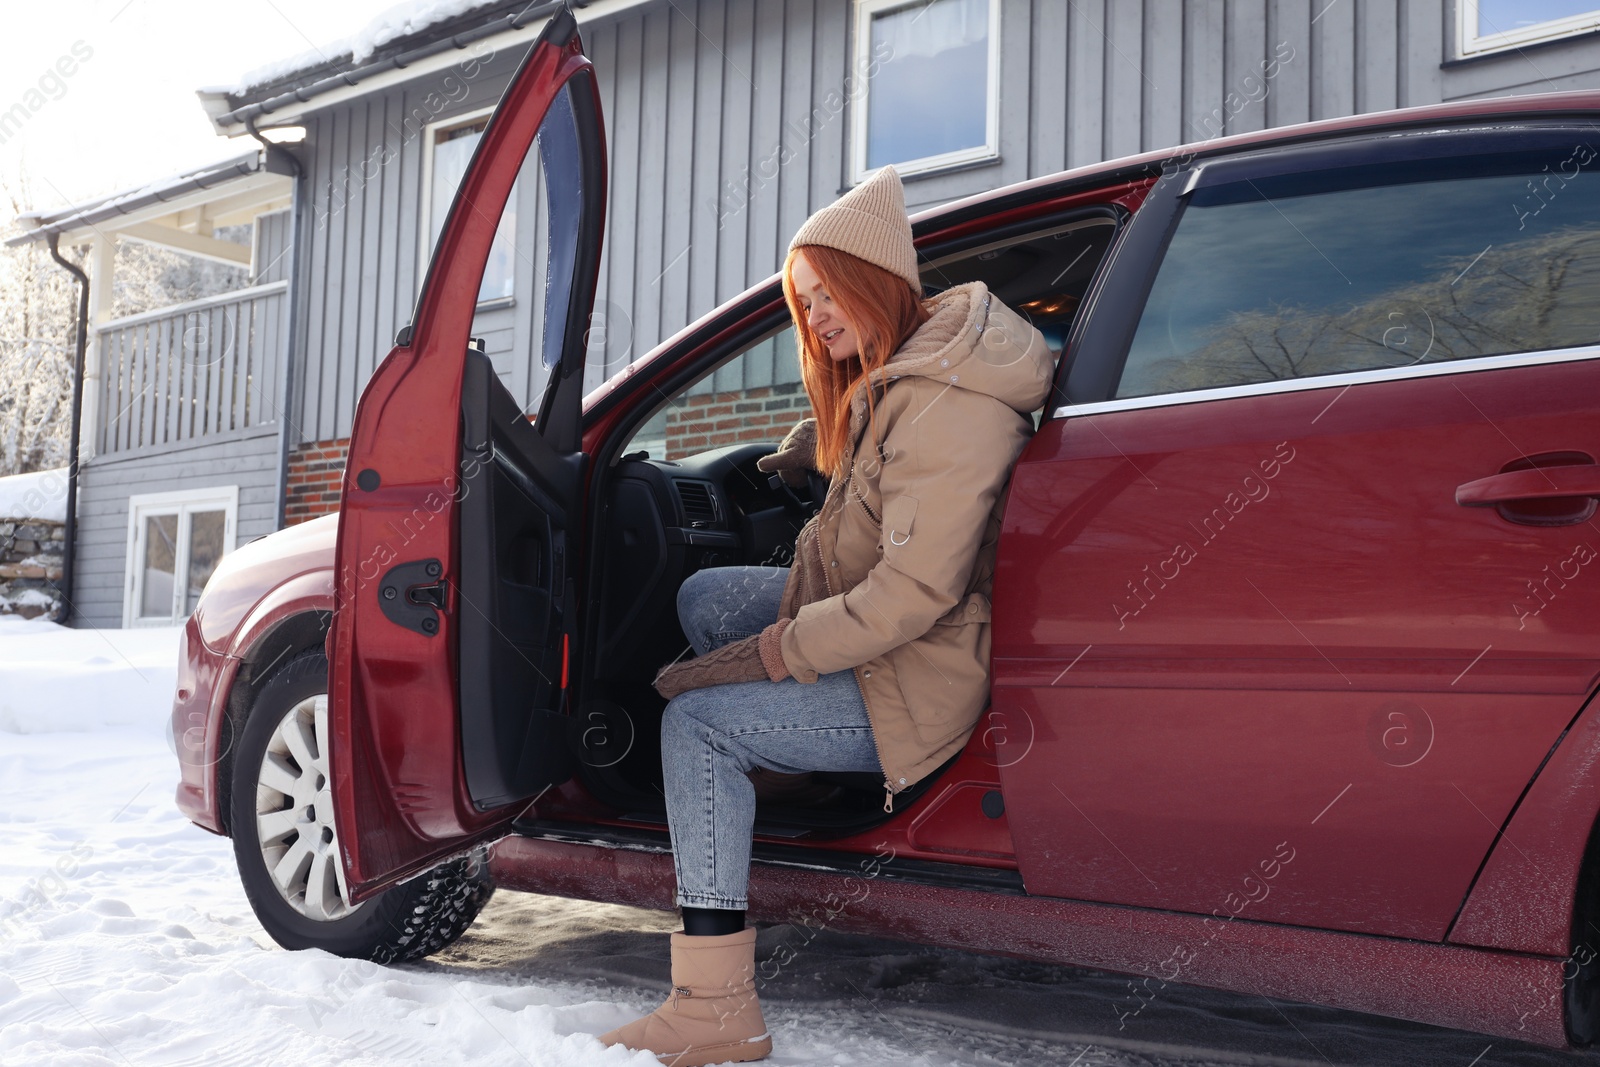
[654,621,791,700]
[755,418,817,488]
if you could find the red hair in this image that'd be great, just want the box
[781,246,930,476]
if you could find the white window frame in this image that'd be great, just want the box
[850,0,1002,184]
[1457,0,1600,57]
[419,104,517,308]
[122,485,238,628]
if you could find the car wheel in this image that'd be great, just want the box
[230,647,495,962]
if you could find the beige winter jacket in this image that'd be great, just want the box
[777,281,1053,809]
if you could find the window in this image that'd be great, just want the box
[620,210,1118,459]
[1458,0,1600,56]
[920,213,1117,348]
[1116,143,1600,400]
[123,487,237,626]
[852,0,999,181]
[623,325,804,461]
[424,112,517,303]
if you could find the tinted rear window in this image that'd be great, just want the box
[1116,143,1600,398]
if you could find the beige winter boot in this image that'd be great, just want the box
[599,928,772,1065]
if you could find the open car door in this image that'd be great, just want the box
[328,6,605,903]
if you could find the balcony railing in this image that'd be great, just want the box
[96,281,288,456]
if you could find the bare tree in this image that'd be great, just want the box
[0,170,79,477]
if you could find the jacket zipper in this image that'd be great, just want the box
[857,667,896,814]
[815,502,833,598]
[831,438,898,813]
[850,480,881,526]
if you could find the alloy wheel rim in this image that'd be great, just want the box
[255,694,361,921]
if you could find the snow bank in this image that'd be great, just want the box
[234,0,504,90]
[0,467,69,523]
[0,617,181,733]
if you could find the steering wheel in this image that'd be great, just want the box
[769,470,827,520]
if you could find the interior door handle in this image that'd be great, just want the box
[1455,464,1600,506]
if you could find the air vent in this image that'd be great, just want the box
[676,480,718,525]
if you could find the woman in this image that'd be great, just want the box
[599,166,1051,1065]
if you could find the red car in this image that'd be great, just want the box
[171,9,1600,1049]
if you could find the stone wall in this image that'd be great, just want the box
[0,518,66,619]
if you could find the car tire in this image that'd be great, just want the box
[229,647,495,962]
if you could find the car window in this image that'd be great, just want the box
[622,325,804,461]
[620,211,1120,458]
[1116,147,1600,399]
[923,213,1116,372]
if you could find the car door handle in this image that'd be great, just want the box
[1456,465,1600,506]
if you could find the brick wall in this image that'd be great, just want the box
[662,381,808,460]
[281,384,810,524]
[285,438,349,526]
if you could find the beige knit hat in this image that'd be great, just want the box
[788,165,920,293]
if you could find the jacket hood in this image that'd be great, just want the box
[856,281,1054,418]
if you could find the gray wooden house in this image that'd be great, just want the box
[10,0,1600,628]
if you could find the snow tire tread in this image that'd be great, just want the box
[370,851,496,964]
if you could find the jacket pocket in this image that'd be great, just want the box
[891,624,990,745]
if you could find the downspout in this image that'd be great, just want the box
[246,120,305,531]
[45,233,89,626]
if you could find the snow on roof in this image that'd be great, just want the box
[7,151,266,245]
[230,0,505,92]
[0,468,70,523]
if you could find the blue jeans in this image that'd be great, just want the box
[662,566,882,910]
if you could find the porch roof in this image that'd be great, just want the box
[5,150,294,264]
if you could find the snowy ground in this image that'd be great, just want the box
[2,616,1597,1067]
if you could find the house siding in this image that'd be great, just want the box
[71,431,280,628]
[253,210,293,285]
[282,0,1600,447]
[66,0,1600,619]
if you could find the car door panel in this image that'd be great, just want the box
[457,348,582,810]
[329,9,606,902]
[992,121,1600,938]
[995,358,1600,939]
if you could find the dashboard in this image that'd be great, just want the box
[593,442,818,673]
